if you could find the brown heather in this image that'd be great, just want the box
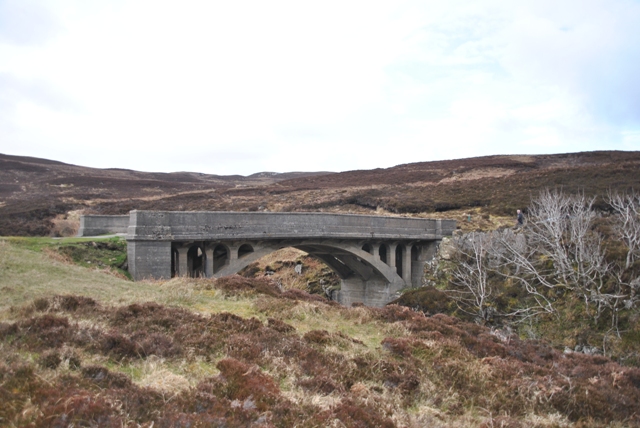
[1,275,640,427]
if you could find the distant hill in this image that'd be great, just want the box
[1,151,639,236]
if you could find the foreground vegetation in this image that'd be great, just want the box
[2,239,640,427]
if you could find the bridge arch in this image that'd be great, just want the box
[238,243,254,258]
[210,240,409,306]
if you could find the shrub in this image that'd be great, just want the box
[323,398,395,428]
[225,334,264,363]
[381,337,415,358]
[32,297,50,311]
[283,288,334,304]
[0,321,18,339]
[55,295,98,312]
[213,358,280,411]
[303,329,331,345]
[18,314,73,349]
[390,286,456,316]
[238,262,261,277]
[215,275,281,297]
[0,362,43,422]
[82,365,132,389]
[297,375,342,395]
[42,392,123,427]
[38,350,61,369]
[64,351,82,370]
[100,331,140,360]
[267,317,295,333]
[132,331,182,358]
[371,304,422,322]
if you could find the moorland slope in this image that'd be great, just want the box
[1,151,639,236]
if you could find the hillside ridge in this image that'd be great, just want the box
[1,150,639,236]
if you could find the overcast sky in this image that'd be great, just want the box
[1,0,639,176]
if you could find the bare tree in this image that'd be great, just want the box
[608,190,640,270]
[606,190,640,328]
[448,232,494,321]
[489,228,557,318]
[507,190,618,321]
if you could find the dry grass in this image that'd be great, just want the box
[136,357,192,394]
[50,211,81,237]
[0,240,164,315]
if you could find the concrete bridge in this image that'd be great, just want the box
[121,210,455,307]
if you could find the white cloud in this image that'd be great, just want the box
[0,0,638,175]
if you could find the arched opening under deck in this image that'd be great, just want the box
[238,244,254,258]
[187,244,205,278]
[395,244,404,278]
[171,247,179,278]
[213,244,229,274]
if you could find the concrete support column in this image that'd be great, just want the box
[205,244,213,278]
[388,243,397,268]
[229,245,239,262]
[372,243,380,258]
[402,245,412,284]
[177,246,189,277]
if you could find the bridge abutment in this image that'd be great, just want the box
[127,240,172,280]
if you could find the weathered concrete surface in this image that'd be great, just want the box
[125,210,455,307]
[126,211,454,241]
[127,240,171,280]
[77,215,130,237]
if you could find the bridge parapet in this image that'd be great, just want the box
[126,210,455,241]
[77,215,130,237]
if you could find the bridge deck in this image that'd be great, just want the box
[126,210,456,241]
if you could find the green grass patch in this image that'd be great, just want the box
[3,236,131,278]
[0,239,160,316]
